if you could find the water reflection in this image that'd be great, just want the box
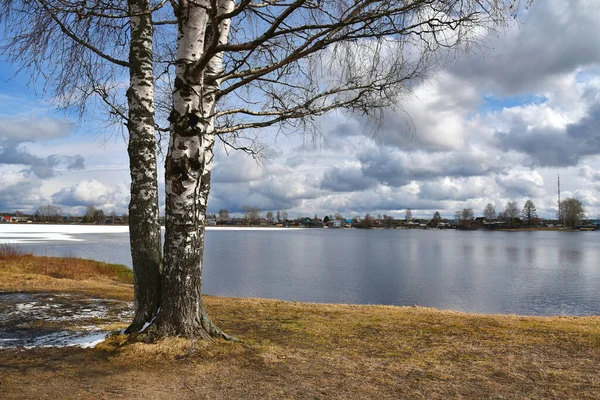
[7,227,600,316]
[559,248,583,265]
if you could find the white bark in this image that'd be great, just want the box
[126,0,162,332]
[154,0,234,338]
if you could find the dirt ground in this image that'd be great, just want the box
[2,296,600,399]
[1,254,600,399]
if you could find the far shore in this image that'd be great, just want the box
[1,222,596,232]
[0,252,599,399]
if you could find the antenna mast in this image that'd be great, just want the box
[558,174,561,223]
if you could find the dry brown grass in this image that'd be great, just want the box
[0,242,30,259]
[1,256,599,399]
[0,252,133,300]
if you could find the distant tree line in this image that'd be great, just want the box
[215,207,288,226]
[457,197,585,228]
[17,197,589,229]
[26,204,129,224]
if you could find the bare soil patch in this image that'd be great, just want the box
[1,254,599,399]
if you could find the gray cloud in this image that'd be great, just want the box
[493,102,600,167]
[0,174,43,212]
[0,146,85,178]
[68,155,85,170]
[51,180,129,210]
[449,0,600,95]
[357,149,500,187]
[321,165,377,192]
[495,171,545,198]
[211,153,263,183]
[0,116,84,178]
[0,117,74,142]
[209,163,323,214]
[334,189,447,216]
[209,184,302,213]
[285,154,306,168]
[418,179,487,202]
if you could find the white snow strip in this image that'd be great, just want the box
[0,233,83,243]
[139,308,160,333]
[18,332,108,350]
[0,225,129,234]
[0,224,302,236]
[0,225,129,243]
[139,322,151,332]
[71,333,108,348]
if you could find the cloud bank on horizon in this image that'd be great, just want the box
[1,0,600,220]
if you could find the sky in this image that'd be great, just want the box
[1,0,600,220]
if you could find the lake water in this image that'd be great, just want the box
[2,225,599,316]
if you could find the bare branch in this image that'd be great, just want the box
[37,0,130,67]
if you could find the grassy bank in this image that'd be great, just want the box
[1,252,599,399]
[0,244,133,300]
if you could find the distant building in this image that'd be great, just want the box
[329,220,343,228]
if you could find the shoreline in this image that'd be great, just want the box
[1,253,597,319]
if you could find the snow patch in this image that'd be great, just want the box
[0,292,133,350]
[69,332,108,348]
[140,322,151,332]
[0,225,129,243]
[20,332,107,349]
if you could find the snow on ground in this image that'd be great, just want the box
[0,225,130,234]
[0,224,301,243]
[0,293,133,349]
[0,225,129,243]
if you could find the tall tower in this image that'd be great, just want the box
[558,174,561,223]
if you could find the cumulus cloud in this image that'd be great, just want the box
[0,169,44,212]
[495,169,546,198]
[579,165,600,181]
[0,116,73,142]
[212,152,263,183]
[321,164,377,192]
[418,177,495,202]
[0,116,85,178]
[209,162,323,213]
[357,148,501,187]
[493,102,600,167]
[448,0,600,95]
[51,180,129,210]
[324,72,480,152]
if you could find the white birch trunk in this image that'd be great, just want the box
[152,0,234,338]
[125,0,163,333]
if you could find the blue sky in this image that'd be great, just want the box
[1,0,600,220]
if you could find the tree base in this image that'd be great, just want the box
[130,313,238,343]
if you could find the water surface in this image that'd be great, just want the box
[2,225,599,316]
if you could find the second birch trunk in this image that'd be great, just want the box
[126,0,162,332]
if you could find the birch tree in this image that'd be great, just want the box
[3,0,527,340]
[0,0,163,331]
[483,203,496,220]
[503,201,520,225]
[149,0,525,339]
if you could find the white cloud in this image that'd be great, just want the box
[51,179,129,213]
[0,116,73,142]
